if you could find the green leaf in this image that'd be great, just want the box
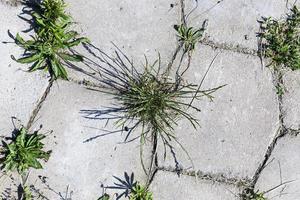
[28,158,43,169]
[32,12,42,20]
[12,54,41,64]
[98,194,110,200]
[15,33,25,45]
[35,17,46,27]
[59,53,83,62]
[56,59,68,79]
[64,30,78,41]
[50,57,60,78]
[67,37,89,47]
[29,59,45,72]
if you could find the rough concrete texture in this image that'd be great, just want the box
[26,81,151,199]
[64,0,180,84]
[2,0,300,199]
[0,174,18,199]
[256,136,300,200]
[283,70,300,130]
[158,45,279,179]
[150,171,239,200]
[185,0,288,50]
[0,4,49,135]
[0,0,20,7]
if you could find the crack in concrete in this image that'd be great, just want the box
[247,68,289,191]
[157,166,251,188]
[147,0,261,192]
[287,127,300,136]
[180,0,186,26]
[148,0,298,196]
[250,126,286,188]
[200,37,258,56]
[26,80,54,129]
[146,0,186,188]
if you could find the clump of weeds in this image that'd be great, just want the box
[81,43,224,176]
[11,0,89,80]
[99,172,153,200]
[240,180,294,200]
[258,6,300,70]
[0,123,51,200]
[0,126,51,174]
[174,21,206,52]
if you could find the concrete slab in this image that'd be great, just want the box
[64,0,180,84]
[0,4,49,136]
[282,70,300,130]
[256,136,300,200]
[184,0,287,50]
[150,171,239,200]
[157,45,279,179]
[25,81,151,199]
[0,175,18,199]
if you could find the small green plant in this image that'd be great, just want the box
[0,127,51,174]
[259,6,300,70]
[240,180,294,200]
[241,189,267,200]
[275,84,284,96]
[129,183,153,200]
[11,0,88,80]
[174,23,206,52]
[100,172,152,200]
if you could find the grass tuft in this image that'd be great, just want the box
[81,43,224,172]
[259,6,300,70]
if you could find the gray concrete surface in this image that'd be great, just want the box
[0,3,49,137]
[256,136,300,200]
[1,0,300,199]
[158,45,279,179]
[185,0,288,50]
[283,70,300,130]
[26,81,151,199]
[64,0,180,84]
[150,171,239,200]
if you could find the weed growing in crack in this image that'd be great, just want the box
[11,0,89,80]
[129,183,153,200]
[275,84,284,96]
[0,124,51,200]
[240,188,267,200]
[81,43,224,174]
[23,185,33,200]
[258,6,300,70]
[99,172,152,200]
[0,126,51,174]
[174,21,206,52]
[1,127,51,175]
[240,180,294,200]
